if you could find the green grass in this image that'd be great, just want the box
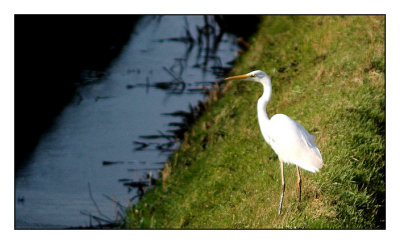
[125,15,385,229]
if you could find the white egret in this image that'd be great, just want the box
[225,70,323,214]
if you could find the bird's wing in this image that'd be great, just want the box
[269,114,323,172]
[296,123,317,148]
[296,123,322,159]
[284,117,322,158]
[269,114,313,145]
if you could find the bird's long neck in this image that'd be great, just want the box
[257,75,272,126]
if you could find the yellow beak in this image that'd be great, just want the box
[224,74,250,81]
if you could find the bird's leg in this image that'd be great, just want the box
[278,160,285,215]
[296,165,302,202]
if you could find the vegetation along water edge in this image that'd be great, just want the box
[124,15,385,229]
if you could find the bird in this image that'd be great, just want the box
[224,70,323,214]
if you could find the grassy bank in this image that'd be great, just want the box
[125,15,385,229]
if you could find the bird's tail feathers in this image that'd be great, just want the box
[295,148,323,173]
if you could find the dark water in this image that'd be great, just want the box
[15,16,241,228]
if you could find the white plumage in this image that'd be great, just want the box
[266,114,323,173]
[225,70,323,214]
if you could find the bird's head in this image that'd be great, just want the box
[224,70,268,83]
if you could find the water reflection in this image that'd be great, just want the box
[126,16,232,97]
[126,16,233,158]
[15,15,257,229]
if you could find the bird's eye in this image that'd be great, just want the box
[251,74,256,77]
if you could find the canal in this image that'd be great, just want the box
[15,15,248,228]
